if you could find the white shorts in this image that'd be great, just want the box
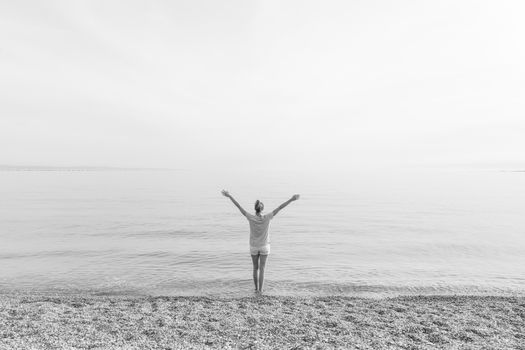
[250,244,270,256]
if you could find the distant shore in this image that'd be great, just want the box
[0,293,523,349]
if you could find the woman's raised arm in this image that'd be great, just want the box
[272,194,300,217]
[222,190,248,217]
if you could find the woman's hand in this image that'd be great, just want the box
[291,194,300,201]
[221,190,231,198]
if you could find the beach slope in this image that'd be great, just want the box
[0,294,524,349]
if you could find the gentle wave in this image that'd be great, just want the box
[0,249,119,259]
[122,229,209,239]
[1,280,524,298]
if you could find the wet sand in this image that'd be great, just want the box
[0,293,524,349]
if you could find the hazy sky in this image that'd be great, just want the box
[1,0,524,171]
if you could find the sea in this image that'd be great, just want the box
[1,167,524,297]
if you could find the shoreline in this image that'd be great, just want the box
[1,293,524,349]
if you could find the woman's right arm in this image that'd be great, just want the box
[221,190,248,217]
[272,194,300,217]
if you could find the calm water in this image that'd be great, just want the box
[1,168,524,297]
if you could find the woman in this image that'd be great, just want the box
[221,190,300,294]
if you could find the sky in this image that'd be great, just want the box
[1,0,524,172]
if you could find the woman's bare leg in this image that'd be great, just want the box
[258,254,268,293]
[251,254,259,292]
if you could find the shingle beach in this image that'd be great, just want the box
[1,293,524,349]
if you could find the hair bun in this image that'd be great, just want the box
[254,200,263,213]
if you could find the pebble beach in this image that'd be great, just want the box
[1,293,524,349]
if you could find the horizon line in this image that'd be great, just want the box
[0,165,184,172]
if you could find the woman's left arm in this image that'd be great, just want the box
[222,190,248,217]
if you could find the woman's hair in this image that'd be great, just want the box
[254,200,264,214]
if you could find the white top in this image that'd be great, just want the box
[246,212,274,248]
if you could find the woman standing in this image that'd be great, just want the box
[221,190,300,294]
